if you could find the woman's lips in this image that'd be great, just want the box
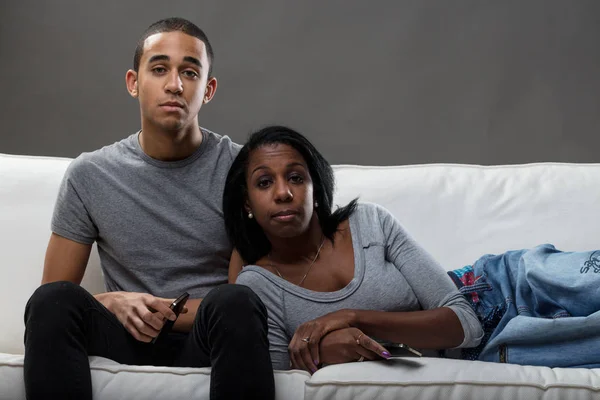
[272,210,298,222]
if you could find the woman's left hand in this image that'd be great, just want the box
[289,309,355,372]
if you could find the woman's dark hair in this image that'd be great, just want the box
[223,125,358,264]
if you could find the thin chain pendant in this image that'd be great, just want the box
[269,236,326,287]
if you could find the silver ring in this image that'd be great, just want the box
[301,337,310,343]
[357,356,365,362]
[356,333,364,345]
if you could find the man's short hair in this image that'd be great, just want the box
[133,17,214,77]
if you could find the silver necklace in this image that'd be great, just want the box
[268,236,326,287]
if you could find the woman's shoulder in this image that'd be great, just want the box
[236,265,274,287]
[235,266,287,310]
[353,201,389,212]
[237,265,294,296]
[348,202,410,245]
[235,266,291,324]
[349,202,395,225]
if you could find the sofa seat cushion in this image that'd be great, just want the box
[305,357,600,400]
[0,353,309,400]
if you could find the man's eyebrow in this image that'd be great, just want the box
[183,56,202,68]
[148,54,170,64]
[147,55,201,69]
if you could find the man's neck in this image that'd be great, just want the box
[139,124,203,161]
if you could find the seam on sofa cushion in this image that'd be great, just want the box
[305,380,600,391]
[0,153,73,162]
[0,356,310,379]
[333,162,600,170]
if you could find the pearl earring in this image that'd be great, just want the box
[248,212,254,219]
[315,202,319,208]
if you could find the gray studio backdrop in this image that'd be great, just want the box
[1,0,599,165]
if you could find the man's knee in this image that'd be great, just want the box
[25,281,89,320]
[200,284,267,324]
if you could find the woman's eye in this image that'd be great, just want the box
[290,175,304,184]
[257,179,272,188]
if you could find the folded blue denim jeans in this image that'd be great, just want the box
[448,244,600,367]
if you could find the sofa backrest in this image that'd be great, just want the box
[2,153,600,355]
[0,154,104,354]
[332,163,600,270]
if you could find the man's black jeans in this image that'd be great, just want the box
[23,281,275,400]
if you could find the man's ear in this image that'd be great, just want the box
[125,70,139,98]
[203,77,218,104]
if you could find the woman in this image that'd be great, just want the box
[225,126,600,371]
[223,125,483,373]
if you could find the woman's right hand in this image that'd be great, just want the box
[318,327,390,367]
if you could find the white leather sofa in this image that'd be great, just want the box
[2,152,600,399]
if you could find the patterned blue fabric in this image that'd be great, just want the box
[448,245,600,367]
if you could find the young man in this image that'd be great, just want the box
[23,18,274,400]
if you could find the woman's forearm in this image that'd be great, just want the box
[350,307,464,349]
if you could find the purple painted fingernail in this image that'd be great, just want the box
[314,360,319,366]
[382,351,391,358]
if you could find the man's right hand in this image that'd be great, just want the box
[42,234,186,342]
[95,292,179,342]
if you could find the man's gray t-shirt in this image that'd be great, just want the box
[236,202,484,370]
[52,128,240,298]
